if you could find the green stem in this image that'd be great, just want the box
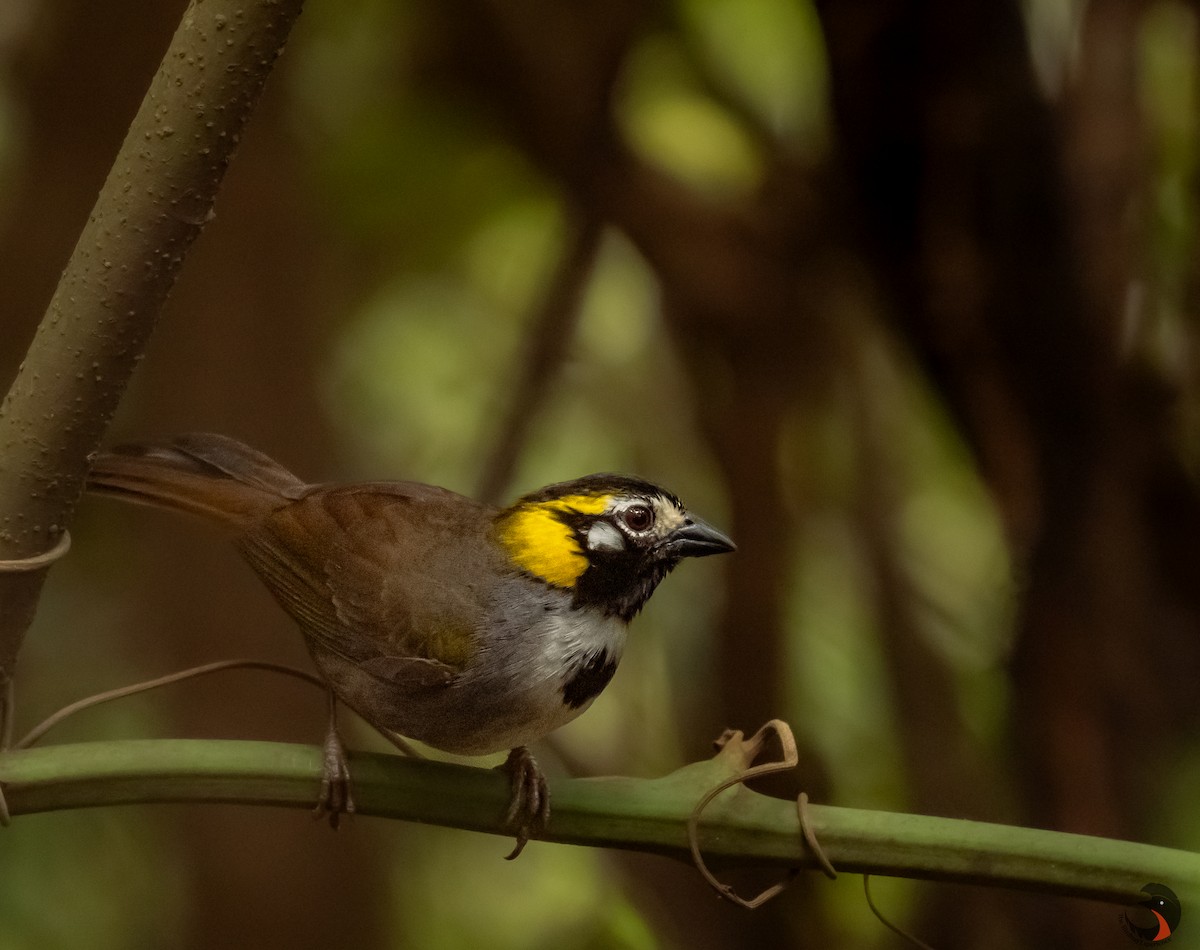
[1,737,1193,907]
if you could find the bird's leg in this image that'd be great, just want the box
[378,728,425,760]
[314,689,355,828]
[499,745,549,859]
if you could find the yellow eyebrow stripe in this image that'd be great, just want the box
[495,493,612,588]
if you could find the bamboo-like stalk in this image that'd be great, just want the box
[1,735,1194,909]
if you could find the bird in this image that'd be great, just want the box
[86,433,735,855]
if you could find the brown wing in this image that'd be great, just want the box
[237,481,500,685]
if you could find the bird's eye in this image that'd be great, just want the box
[622,504,654,532]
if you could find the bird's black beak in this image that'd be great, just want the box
[663,517,736,558]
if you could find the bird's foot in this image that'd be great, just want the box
[498,746,549,860]
[313,697,355,828]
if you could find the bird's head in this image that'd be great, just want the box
[494,474,735,620]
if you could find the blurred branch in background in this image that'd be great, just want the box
[816,2,1200,943]
[847,336,1023,945]
[436,2,845,942]
[476,213,603,505]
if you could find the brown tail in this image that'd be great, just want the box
[87,433,308,531]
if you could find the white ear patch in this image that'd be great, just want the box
[586,520,626,553]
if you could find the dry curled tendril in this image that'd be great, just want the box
[687,720,935,949]
[686,718,837,909]
[0,530,72,574]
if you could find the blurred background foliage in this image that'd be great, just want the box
[1,0,1199,947]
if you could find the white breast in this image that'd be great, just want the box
[495,609,628,745]
[540,609,628,670]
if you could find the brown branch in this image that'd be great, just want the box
[0,0,306,723]
[475,213,604,505]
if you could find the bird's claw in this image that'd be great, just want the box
[314,717,355,828]
[499,746,549,859]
